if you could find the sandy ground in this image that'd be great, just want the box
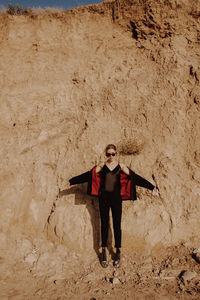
[1,244,200,299]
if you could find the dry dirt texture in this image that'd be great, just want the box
[0,0,200,299]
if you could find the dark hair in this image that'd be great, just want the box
[105,144,117,153]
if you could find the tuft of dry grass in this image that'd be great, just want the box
[0,4,65,16]
[118,138,144,155]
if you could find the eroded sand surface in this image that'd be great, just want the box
[0,0,199,298]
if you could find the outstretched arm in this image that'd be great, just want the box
[66,170,90,188]
[133,171,155,190]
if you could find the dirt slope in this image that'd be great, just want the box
[0,0,199,298]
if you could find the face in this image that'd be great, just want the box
[105,148,117,162]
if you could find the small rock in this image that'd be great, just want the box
[179,282,185,291]
[172,258,179,266]
[24,253,37,265]
[110,277,120,284]
[34,289,42,295]
[104,276,109,282]
[53,280,63,285]
[180,270,197,284]
[32,248,39,254]
[192,248,200,263]
[113,270,120,277]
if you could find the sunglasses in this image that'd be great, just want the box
[106,153,116,157]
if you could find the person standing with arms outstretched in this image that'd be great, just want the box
[66,144,158,268]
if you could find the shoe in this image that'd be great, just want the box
[113,248,120,268]
[100,248,108,268]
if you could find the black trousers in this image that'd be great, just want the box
[99,190,122,248]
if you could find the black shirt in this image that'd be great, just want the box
[100,164,121,193]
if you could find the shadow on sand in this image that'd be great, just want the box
[59,184,115,261]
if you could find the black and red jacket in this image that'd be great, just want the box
[69,166,155,201]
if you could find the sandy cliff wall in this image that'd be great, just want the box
[0,0,199,270]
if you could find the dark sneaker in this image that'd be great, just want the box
[100,248,108,268]
[113,249,120,268]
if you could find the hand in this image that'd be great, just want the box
[66,181,71,189]
[96,162,104,173]
[152,188,159,196]
[119,163,130,175]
